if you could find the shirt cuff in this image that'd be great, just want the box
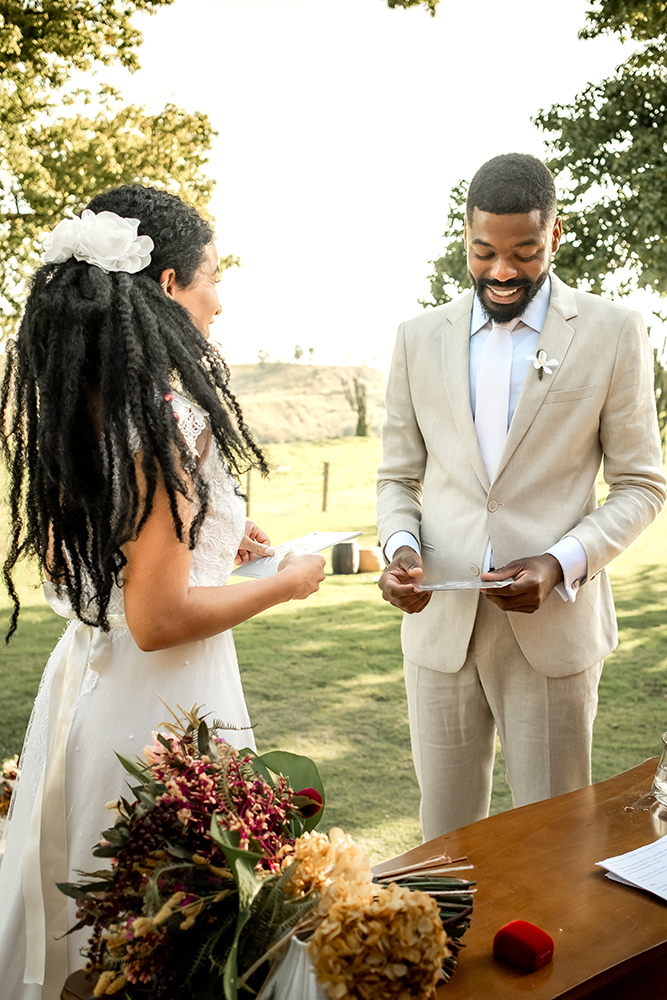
[384,531,420,564]
[546,536,588,603]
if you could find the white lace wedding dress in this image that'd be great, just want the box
[0,394,255,999]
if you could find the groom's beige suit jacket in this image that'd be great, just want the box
[376,274,666,677]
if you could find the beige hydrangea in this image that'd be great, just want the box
[280,827,373,909]
[309,881,450,1000]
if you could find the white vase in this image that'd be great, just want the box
[260,937,328,1000]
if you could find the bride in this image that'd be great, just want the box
[0,186,326,999]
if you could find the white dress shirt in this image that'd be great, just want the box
[385,276,588,602]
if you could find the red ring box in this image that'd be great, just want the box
[493,919,555,971]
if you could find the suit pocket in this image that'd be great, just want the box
[543,385,594,404]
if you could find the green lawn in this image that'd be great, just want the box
[1,437,666,864]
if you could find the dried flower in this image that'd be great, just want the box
[280,827,373,908]
[0,754,19,817]
[309,881,450,1000]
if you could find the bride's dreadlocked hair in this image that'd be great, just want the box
[1,185,267,640]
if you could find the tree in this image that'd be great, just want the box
[420,1,667,443]
[423,3,667,304]
[308,347,315,364]
[0,1,222,338]
[385,0,439,13]
[293,345,304,362]
[342,375,369,436]
[420,179,468,308]
[532,3,667,296]
[654,340,667,455]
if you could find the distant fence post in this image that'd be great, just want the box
[245,469,251,517]
[322,462,330,512]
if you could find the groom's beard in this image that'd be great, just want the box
[470,268,549,323]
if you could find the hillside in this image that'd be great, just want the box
[228,362,386,444]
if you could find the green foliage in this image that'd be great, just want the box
[385,0,439,13]
[580,1,667,66]
[342,376,369,436]
[420,178,469,308]
[0,0,173,85]
[0,0,219,339]
[254,749,326,833]
[531,1,667,296]
[655,341,667,454]
[421,3,667,303]
[535,67,667,295]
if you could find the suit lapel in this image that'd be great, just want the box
[441,291,489,490]
[495,274,578,480]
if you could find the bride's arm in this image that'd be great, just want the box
[121,474,325,652]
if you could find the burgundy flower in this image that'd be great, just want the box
[293,788,323,818]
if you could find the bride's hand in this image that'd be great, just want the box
[277,552,326,599]
[235,520,275,564]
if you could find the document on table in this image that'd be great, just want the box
[231,531,362,579]
[597,834,667,901]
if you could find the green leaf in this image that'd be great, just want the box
[166,844,192,860]
[240,752,277,791]
[103,825,128,846]
[56,881,89,900]
[255,750,326,833]
[198,719,210,756]
[209,818,263,1000]
[92,844,118,858]
[115,752,150,785]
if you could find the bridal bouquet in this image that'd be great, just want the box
[1,754,19,816]
[60,708,473,1000]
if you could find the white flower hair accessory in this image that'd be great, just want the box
[42,209,154,273]
[526,348,559,381]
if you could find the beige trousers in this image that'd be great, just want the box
[404,597,603,842]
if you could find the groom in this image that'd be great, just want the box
[377,153,666,840]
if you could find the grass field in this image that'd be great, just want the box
[1,436,666,864]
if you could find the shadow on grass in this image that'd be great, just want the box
[7,568,661,857]
[235,599,421,833]
[235,598,515,840]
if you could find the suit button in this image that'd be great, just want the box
[487,500,499,512]
[470,566,480,576]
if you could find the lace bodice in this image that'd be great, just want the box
[177,397,246,589]
[48,393,246,620]
[114,392,245,606]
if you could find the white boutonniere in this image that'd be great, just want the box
[526,349,559,381]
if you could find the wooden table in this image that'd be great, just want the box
[374,758,667,999]
[63,761,667,999]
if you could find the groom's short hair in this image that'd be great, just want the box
[466,153,558,225]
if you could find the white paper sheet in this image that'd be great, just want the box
[231,531,362,579]
[597,833,667,901]
[416,578,515,592]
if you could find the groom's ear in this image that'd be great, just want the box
[463,216,468,251]
[550,216,562,253]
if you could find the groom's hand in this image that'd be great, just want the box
[378,546,432,614]
[481,553,563,614]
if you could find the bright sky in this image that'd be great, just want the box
[100,0,660,368]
